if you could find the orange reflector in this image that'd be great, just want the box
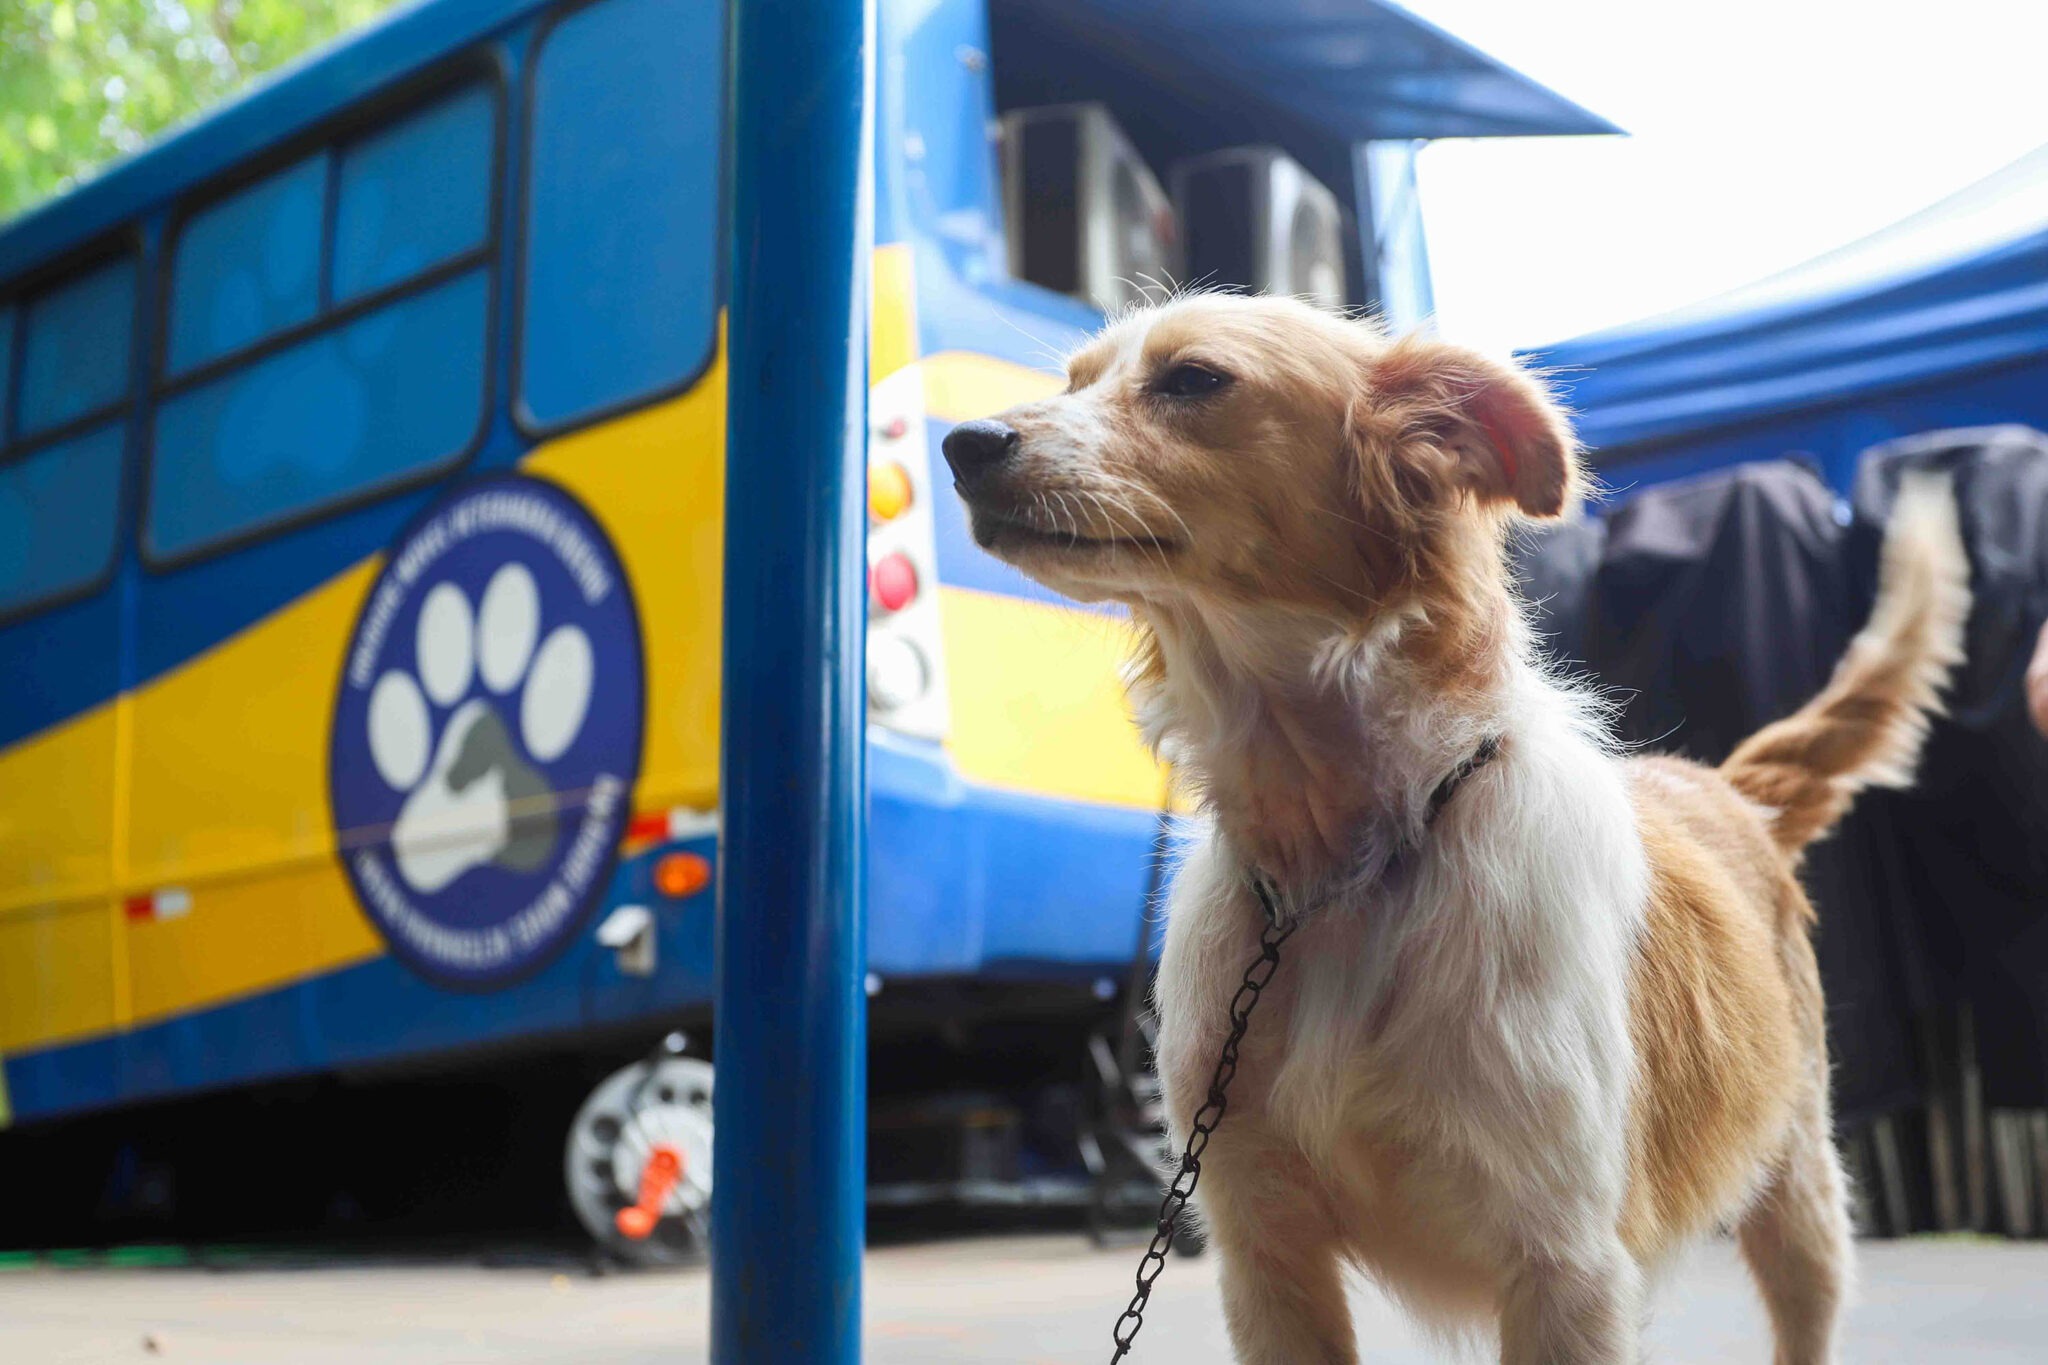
[654,851,712,900]
[868,461,914,521]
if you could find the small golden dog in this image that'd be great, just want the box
[942,294,1970,1365]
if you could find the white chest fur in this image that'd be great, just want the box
[1152,676,1651,1297]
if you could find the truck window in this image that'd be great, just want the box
[17,256,133,437]
[146,83,497,565]
[0,427,125,618]
[0,253,134,617]
[166,155,326,374]
[333,84,494,304]
[518,0,721,431]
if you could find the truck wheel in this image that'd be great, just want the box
[564,1053,715,1265]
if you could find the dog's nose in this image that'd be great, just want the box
[941,419,1020,485]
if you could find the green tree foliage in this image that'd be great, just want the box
[1,0,404,222]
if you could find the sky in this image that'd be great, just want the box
[1402,0,2048,353]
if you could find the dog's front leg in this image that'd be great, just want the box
[1201,1137,1357,1365]
[1496,1244,1641,1365]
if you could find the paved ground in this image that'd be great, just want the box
[2,1234,2044,1362]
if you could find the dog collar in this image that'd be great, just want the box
[1425,733,1503,826]
[1247,733,1504,928]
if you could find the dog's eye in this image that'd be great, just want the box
[1156,363,1229,399]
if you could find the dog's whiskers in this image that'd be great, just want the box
[1081,487,1178,581]
[1093,469,1195,547]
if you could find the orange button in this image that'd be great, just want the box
[868,462,914,521]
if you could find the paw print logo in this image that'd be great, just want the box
[331,475,642,988]
[367,564,594,894]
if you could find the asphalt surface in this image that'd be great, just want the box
[1,1234,2043,1362]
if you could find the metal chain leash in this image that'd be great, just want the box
[1108,877,1296,1362]
[1103,737,1500,1360]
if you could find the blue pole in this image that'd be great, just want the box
[713,0,871,1356]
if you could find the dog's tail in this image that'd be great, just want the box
[1719,471,1971,854]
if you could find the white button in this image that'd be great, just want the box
[868,635,929,710]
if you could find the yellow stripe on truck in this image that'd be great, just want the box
[123,559,388,1025]
[919,349,1063,424]
[0,705,120,1051]
[871,243,919,382]
[0,897,120,1054]
[938,586,1167,812]
[0,704,118,917]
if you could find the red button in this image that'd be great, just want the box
[871,552,918,613]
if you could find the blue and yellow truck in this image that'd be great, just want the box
[0,0,1608,1255]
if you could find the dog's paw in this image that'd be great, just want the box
[367,564,594,894]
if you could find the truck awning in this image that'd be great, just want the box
[1019,0,1619,141]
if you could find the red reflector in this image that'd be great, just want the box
[871,552,918,613]
[625,812,670,846]
[124,889,192,923]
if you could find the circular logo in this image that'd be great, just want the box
[330,474,644,988]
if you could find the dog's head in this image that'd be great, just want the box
[942,294,1578,620]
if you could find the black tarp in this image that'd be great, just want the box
[1513,460,1929,1121]
[1849,428,2048,1108]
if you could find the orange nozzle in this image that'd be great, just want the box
[615,1145,685,1240]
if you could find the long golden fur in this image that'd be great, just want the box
[942,294,1970,1364]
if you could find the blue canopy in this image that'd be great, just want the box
[1535,144,2048,484]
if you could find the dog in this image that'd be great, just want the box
[941,293,1970,1364]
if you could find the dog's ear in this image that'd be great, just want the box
[1364,335,1578,519]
